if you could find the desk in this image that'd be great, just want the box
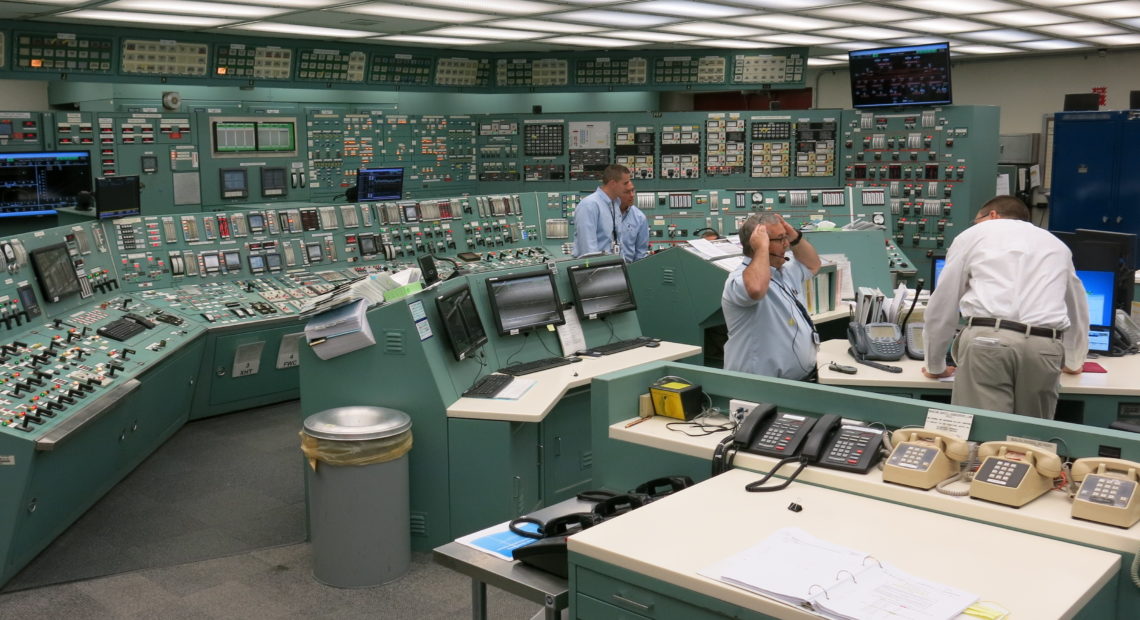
[568,469,1121,619]
[816,338,1140,426]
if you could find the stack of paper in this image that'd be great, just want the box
[304,298,375,360]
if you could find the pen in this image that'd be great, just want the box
[625,416,650,428]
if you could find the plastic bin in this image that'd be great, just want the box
[300,406,413,588]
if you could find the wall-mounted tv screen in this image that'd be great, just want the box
[567,260,637,319]
[0,151,92,216]
[849,42,952,109]
[356,167,404,202]
[435,284,488,362]
[95,175,141,219]
[485,270,565,336]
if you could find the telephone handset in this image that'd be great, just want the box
[969,441,1062,507]
[883,428,969,490]
[712,404,815,476]
[905,322,925,360]
[1070,457,1140,528]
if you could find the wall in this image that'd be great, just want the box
[0,80,48,110]
[812,48,1140,135]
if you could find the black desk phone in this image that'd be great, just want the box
[848,322,904,361]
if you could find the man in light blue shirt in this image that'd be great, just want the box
[573,164,648,263]
[722,213,822,380]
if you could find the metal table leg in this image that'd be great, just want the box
[472,578,488,620]
[544,593,560,620]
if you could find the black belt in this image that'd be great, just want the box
[967,317,1063,339]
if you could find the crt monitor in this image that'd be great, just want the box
[848,42,952,109]
[29,243,81,303]
[0,151,92,216]
[567,260,637,319]
[1073,228,1136,309]
[356,167,404,201]
[435,284,488,361]
[1076,269,1116,354]
[485,269,565,336]
[94,175,141,219]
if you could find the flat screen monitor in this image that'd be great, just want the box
[931,256,947,290]
[29,243,80,303]
[1063,93,1100,111]
[848,43,952,109]
[1073,228,1136,310]
[0,151,92,216]
[219,168,248,199]
[1131,90,1140,110]
[567,260,637,319]
[435,284,488,361]
[356,167,403,202]
[485,270,565,336]
[1076,269,1116,354]
[94,175,141,219]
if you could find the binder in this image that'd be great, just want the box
[304,298,375,360]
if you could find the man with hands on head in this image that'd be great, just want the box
[721,212,822,381]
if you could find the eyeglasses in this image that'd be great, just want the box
[769,235,789,244]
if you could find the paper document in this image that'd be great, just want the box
[456,520,539,561]
[556,306,587,355]
[494,377,536,400]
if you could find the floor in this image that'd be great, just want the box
[0,400,544,618]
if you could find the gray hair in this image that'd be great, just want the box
[738,212,782,257]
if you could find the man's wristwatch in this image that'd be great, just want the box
[790,229,803,246]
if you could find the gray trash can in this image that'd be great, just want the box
[300,406,413,588]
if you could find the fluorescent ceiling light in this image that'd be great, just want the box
[661,22,767,37]
[1021,0,1104,5]
[101,0,286,18]
[377,35,490,45]
[952,44,1018,54]
[1066,1,1140,18]
[688,39,779,48]
[1036,21,1128,36]
[604,31,699,42]
[819,26,915,40]
[411,0,559,14]
[894,0,1020,11]
[424,26,547,40]
[957,29,1044,42]
[729,0,843,7]
[623,0,753,17]
[1012,39,1090,49]
[810,4,926,21]
[903,18,993,33]
[1124,16,1140,26]
[9,0,90,4]
[737,14,844,29]
[482,19,602,33]
[891,36,956,44]
[228,22,376,37]
[542,35,641,47]
[820,40,883,50]
[808,57,846,66]
[343,3,490,22]
[554,10,678,27]
[976,10,1075,26]
[1086,33,1140,43]
[555,0,621,3]
[220,0,341,5]
[58,9,233,26]
[756,34,844,45]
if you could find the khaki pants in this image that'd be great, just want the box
[951,325,1064,419]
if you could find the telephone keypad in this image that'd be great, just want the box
[977,458,1029,488]
[1077,475,1135,508]
[887,444,937,471]
[758,417,806,452]
[820,428,883,472]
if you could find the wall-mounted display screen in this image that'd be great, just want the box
[485,269,565,336]
[356,167,404,202]
[211,118,297,155]
[0,151,92,216]
[95,175,141,220]
[849,43,952,109]
[29,243,80,303]
[567,260,637,319]
[220,168,249,199]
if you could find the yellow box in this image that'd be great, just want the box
[649,380,703,421]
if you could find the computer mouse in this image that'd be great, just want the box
[644,341,660,348]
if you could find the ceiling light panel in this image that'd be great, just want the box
[661,22,768,37]
[807,57,846,66]
[686,39,778,48]
[757,33,844,45]
[424,26,547,40]
[819,40,884,50]
[1012,38,1090,49]
[975,10,1076,26]
[623,0,754,17]
[1086,33,1140,43]
[1020,0,1103,5]
[810,4,927,21]
[411,0,559,14]
[482,19,602,33]
[1066,1,1140,18]
[342,3,490,23]
[729,0,850,8]
[542,35,642,47]
[604,31,700,42]
[1036,21,1128,36]
[737,14,845,29]
[957,29,1045,42]
[220,0,340,5]
[903,18,993,33]
[554,10,679,27]
[892,0,1020,11]
[228,22,376,37]
[953,44,1018,54]
[377,35,490,45]
[58,9,234,26]
[819,26,915,40]
[101,0,286,18]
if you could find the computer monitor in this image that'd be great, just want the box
[931,256,947,290]
[1063,93,1100,111]
[1073,228,1136,309]
[94,175,141,219]
[29,243,80,303]
[1131,90,1140,110]
[1076,269,1116,354]
[0,151,92,216]
[435,284,488,361]
[848,42,952,109]
[567,260,637,320]
[356,167,404,202]
[485,270,565,336]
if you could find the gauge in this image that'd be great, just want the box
[871,212,886,226]
[751,192,764,204]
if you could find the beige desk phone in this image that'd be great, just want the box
[969,441,1062,507]
[882,428,969,490]
[1071,457,1140,528]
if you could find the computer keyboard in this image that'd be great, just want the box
[97,318,146,342]
[462,374,514,399]
[583,337,657,356]
[498,356,581,376]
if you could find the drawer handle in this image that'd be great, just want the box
[611,594,652,612]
